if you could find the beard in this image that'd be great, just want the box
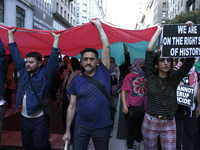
[26,66,38,74]
[85,66,92,72]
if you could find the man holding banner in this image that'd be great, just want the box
[8,28,61,150]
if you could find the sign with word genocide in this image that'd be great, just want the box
[176,85,194,107]
[162,24,200,57]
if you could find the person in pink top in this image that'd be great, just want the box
[121,58,146,150]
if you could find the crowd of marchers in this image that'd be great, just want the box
[0,20,200,150]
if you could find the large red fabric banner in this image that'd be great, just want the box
[0,21,157,58]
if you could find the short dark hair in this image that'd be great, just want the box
[63,55,69,59]
[80,48,98,59]
[44,55,50,59]
[26,52,42,62]
[70,57,81,71]
[110,57,115,62]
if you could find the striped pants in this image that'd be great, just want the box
[141,113,176,150]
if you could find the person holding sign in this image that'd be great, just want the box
[175,58,199,150]
[141,22,195,150]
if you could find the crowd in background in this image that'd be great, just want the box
[1,20,200,150]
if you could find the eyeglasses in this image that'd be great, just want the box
[159,58,171,63]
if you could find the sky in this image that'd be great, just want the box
[106,0,144,30]
[116,0,140,29]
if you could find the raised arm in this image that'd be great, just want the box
[8,27,26,72]
[8,27,17,43]
[44,31,61,81]
[91,20,110,69]
[52,31,60,48]
[147,26,162,51]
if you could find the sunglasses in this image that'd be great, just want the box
[159,58,171,62]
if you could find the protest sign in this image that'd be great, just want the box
[176,85,194,107]
[162,24,200,57]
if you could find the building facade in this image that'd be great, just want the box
[1,0,34,29]
[76,0,105,26]
[53,0,76,30]
[139,0,199,29]
[0,0,75,31]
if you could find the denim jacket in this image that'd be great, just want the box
[0,39,7,100]
[8,42,61,115]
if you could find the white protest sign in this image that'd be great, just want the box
[176,85,194,107]
[162,24,200,57]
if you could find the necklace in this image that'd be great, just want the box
[159,78,166,90]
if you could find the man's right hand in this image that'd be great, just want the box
[8,27,17,43]
[62,131,71,143]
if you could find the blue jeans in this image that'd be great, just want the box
[21,115,51,150]
[73,123,111,150]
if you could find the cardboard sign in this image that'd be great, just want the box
[162,24,200,57]
[176,85,194,107]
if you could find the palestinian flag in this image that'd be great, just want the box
[0,19,158,65]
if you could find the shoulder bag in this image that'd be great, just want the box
[29,75,57,117]
[82,74,117,121]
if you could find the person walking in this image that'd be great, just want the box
[8,28,61,150]
[121,58,146,150]
[141,22,195,149]
[0,39,7,148]
[175,58,199,150]
[62,19,112,150]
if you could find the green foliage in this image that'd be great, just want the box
[165,11,200,24]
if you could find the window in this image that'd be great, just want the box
[56,2,59,12]
[0,0,4,23]
[68,14,69,21]
[74,7,75,15]
[71,17,72,24]
[188,4,193,11]
[64,11,66,19]
[71,3,73,13]
[162,11,166,17]
[181,0,183,7]
[162,2,167,8]
[60,7,63,16]
[68,1,70,9]
[178,1,180,10]
[16,6,25,28]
